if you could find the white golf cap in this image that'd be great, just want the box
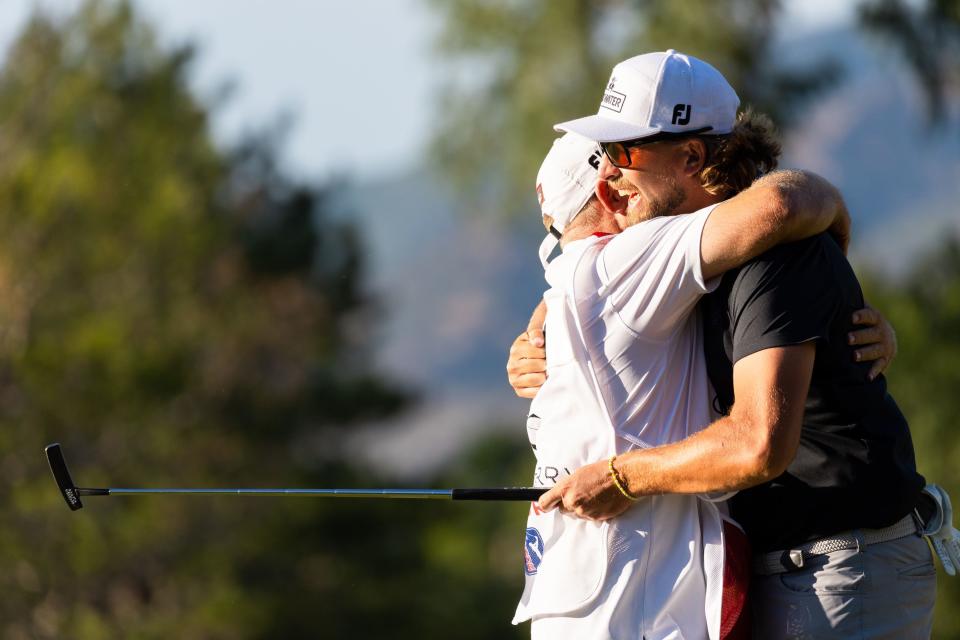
[535,133,603,266]
[555,50,740,143]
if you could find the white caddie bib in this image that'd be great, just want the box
[514,249,616,617]
[513,210,733,639]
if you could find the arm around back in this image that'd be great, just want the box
[722,342,815,485]
[700,170,849,281]
[536,342,816,518]
[616,342,816,497]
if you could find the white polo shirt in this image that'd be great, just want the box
[514,206,730,640]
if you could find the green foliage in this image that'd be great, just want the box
[0,2,534,638]
[861,237,960,637]
[427,0,841,213]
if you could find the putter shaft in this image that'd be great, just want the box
[47,443,545,511]
[93,488,454,499]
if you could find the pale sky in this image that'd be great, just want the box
[0,0,855,181]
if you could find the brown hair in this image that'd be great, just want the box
[696,109,782,199]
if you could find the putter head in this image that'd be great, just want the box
[45,443,83,511]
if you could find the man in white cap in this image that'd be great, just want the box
[513,125,854,639]
[510,50,945,638]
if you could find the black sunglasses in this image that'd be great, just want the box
[600,127,714,169]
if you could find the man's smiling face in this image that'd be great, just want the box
[598,141,689,230]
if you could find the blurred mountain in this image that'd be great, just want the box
[338,170,546,390]
[339,25,959,476]
[778,26,960,273]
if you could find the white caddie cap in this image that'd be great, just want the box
[535,133,603,267]
[555,50,740,143]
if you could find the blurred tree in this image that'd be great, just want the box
[0,1,548,638]
[861,237,960,637]
[426,0,841,213]
[858,0,960,124]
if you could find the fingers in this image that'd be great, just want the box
[848,311,896,380]
[508,300,549,395]
[507,331,547,397]
[509,377,546,398]
[511,374,547,398]
[508,337,547,366]
[511,372,547,389]
[853,342,885,364]
[527,328,545,348]
[538,485,562,512]
[509,361,547,378]
[867,358,887,381]
[526,300,547,347]
[848,325,881,346]
[851,307,879,326]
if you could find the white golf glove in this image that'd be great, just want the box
[921,484,960,576]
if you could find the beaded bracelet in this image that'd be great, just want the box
[608,455,639,501]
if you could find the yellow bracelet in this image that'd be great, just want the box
[608,455,639,501]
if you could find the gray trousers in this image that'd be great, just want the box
[751,533,936,639]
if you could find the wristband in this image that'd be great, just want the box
[608,455,639,501]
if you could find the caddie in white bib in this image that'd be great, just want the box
[515,124,744,639]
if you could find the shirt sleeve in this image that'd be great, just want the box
[729,235,841,363]
[598,205,718,340]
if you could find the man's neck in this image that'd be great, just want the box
[559,220,619,248]
[678,187,725,215]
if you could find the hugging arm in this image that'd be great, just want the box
[507,301,898,397]
[538,343,815,518]
[699,170,849,280]
[506,172,887,398]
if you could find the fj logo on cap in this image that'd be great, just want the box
[601,78,626,113]
[672,103,691,125]
[588,150,602,169]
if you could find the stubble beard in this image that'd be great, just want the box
[611,174,686,228]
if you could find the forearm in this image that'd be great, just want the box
[760,170,846,244]
[617,343,812,497]
[536,345,813,520]
[700,170,848,278]
[615,415,777,496]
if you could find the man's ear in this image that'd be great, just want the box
[679,138,708,177]
[594,184,630,231]
[596,179,627,215]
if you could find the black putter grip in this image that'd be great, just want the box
[452,487,547,501]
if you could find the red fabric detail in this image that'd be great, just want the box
[720,520,752,640]
[592,232,612,238]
